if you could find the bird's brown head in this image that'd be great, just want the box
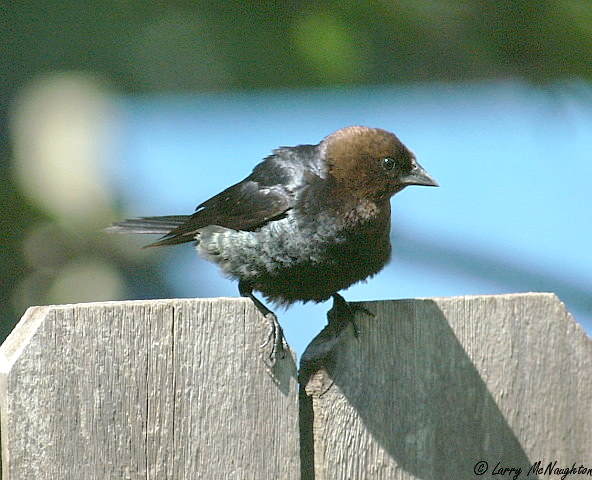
[322,126,438,201]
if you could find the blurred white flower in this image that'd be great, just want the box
[11,72,117,230]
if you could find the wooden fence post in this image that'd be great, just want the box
[302,293,592,479]
[1,294,590,479]
[0,298,300,480]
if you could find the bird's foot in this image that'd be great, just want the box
[239,281,289,370]
[259,311,288,369]
[327,293,374,338]
[299,294,373,390]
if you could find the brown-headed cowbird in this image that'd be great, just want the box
[109,126,438,366]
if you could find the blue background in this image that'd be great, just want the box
[108,81,592,357]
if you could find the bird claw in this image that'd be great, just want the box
[259,312,287,369]
[239,282,288,370]
[327,294,374,338]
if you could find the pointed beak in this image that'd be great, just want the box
[400,161,439,187]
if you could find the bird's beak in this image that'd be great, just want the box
[400,161,439,187]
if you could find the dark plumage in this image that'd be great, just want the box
[108,126,438,366]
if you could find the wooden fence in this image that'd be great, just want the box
[0,293,590,479]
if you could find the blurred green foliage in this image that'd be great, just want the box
[1,0,590,339]
[3,1,591,94]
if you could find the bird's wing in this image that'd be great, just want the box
[146,180,293,247]
[195,180,292,231]
[144,145,322,247]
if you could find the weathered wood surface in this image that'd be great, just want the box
[303,293,592,480]
[0,298,299,480]
[2,294,590,480]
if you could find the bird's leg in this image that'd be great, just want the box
[300,294,374,388]
[327,293,374,337]
[239,281,286,367]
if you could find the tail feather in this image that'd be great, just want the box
[106,215,194,247]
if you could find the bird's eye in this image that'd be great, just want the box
[382,157,396,171]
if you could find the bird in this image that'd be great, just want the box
[108,126,438,367]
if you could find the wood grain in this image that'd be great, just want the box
[303,293,592,480]
[2,294,589,480]
[0,298,299,480]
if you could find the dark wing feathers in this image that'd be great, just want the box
[108,147,309,247]
[152,180,292,245]
[198,182,292,230]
